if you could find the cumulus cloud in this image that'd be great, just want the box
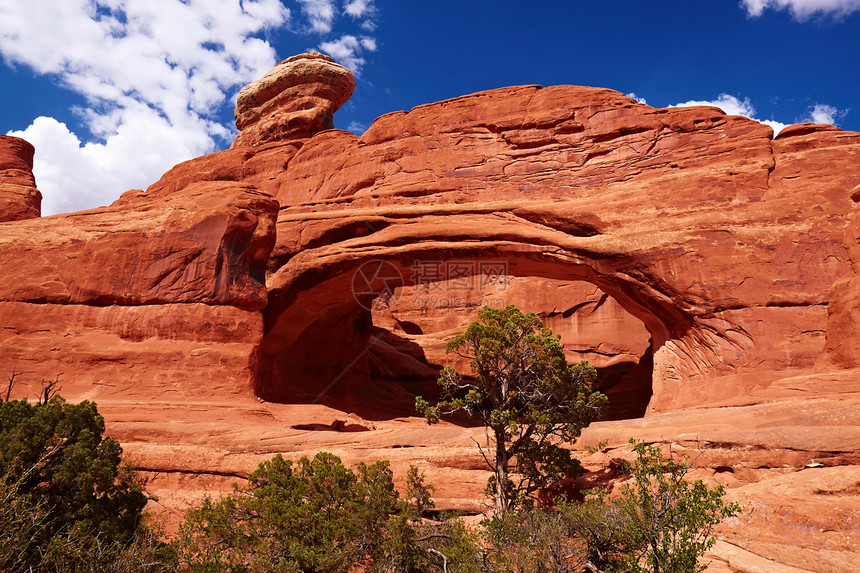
[0,1,379,215]
[0,0,289,214]
[741,0,860,19]
[319,34,377,74]
[10,110,215,214]
[626,92,648,105]
[807,103,842,124]
[669,93,789,135]
[347,120,367,134]
[758,119,790,134]
[669,93,848,134]
[671,94,756,117]
[344,0,375,18]
[298,0,336,33]
[310,2,379,69]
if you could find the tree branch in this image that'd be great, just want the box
[471,436,495,471]
[428,548,449,573]
[4,370,17,402]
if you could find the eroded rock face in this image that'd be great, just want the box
[821,185,860,368]
[232,52,355,148]
[1,55,859,570]
[372,277,653,419]
[0,182,275,308]
[0,135,40,221]
[134,77,860,418]
[0,180,278,402]
[256,85,859,415]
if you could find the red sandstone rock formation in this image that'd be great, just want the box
[0,180,277,403]
[1,52,859,570]
[372,277,653,419]
[254,84,858,416]
[232,52,354,148]
[0,135,40,221]
[821,184,860,369]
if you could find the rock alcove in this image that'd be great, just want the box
[257,255,664,421]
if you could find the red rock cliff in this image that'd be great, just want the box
[1,53,859,571]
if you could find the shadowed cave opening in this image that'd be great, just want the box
[368,276,654,421]
[258,264,658,422]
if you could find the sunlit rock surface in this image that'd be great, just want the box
[232,52,354,148]
[0,134,40,221]
[2,54,859,571]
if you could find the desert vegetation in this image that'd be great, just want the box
[416,305,607,518]
[1,372,169,571]
[1,307,738,572]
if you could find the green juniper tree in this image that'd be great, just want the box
[0,375,152,571]
[178,453,483,573]
[416,305,606,518]
[178,452,399,572]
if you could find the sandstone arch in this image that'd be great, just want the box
[3,69,853,418]
[1,56,859,568]
[253,83,857,415]
[259,236,697,417]
[113,55,855,416]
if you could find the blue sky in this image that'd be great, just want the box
[1,0,858,215]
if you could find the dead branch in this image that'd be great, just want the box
[428,548,449,573]
[38,376,61,406]
[4,370,17,402]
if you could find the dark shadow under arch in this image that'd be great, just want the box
[258,249,694,421]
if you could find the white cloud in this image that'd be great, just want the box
[347,120,367,134]
[319,34,376,73]
[759,118,790,134]
[626,92,647,105]
[9,109,215,215]
[671,94,756,117]
[0,0,291,214]
[669,93,788,135]
[0,1,379,215]
[741,0,860,19]
[344,0,375,18]
[669,93,848,134]
[807,103,841,124]
[298,0,337,33]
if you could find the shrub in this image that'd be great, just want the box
[484,440,740,573]
[376,465,484,573]
[416,305,606,518]
[0,390,149,571]
[178,454,487,573]
[178,452,398,572]
[600,440,741,573]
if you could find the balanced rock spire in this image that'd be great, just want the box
[232,52,355,148]
[0,135,41,222]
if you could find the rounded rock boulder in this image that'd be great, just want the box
[232,52,355,148]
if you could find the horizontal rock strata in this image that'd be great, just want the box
[2,54,859,570]
[0,134,40,221]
